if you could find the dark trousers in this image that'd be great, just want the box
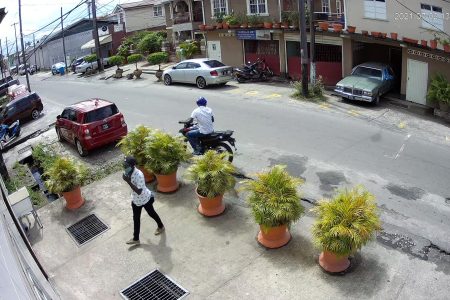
[132,198,164,241]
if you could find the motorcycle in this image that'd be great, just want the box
[178,119,237,162]
[233,58,274,83]
[0,120,21,150]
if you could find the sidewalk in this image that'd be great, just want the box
[29,168,449,299]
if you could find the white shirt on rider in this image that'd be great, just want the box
[191,106,214,134]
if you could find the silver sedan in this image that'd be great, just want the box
[163,59,233,89]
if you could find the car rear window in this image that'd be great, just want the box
[84,104,118,123]
[353,67,382,78]
[203,60,225,68]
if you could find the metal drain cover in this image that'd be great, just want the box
[120,269,188,300]
[66,214,108,246]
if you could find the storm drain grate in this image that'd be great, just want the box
[120,269,189,300]
[66,214,108,246]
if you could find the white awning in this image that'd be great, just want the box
[81,34,112,50]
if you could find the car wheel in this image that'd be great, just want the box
[31,109,40,120]
[196,76,207,89]
[56,128,63,142]
[373,94,380,106]
[75,139,87,157]
[164,74,172,85]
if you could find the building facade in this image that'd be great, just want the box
[113,0,167,34]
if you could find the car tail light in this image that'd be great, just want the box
[82,126,91,139]
[210,70,218,76]
[120,116,126,127]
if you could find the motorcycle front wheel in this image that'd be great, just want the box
[236,75,246,83]
[212,142,233,162]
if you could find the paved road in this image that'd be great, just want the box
[19,73,450,253]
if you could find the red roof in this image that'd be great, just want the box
[70,99,113,112]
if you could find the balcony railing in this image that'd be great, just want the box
[173,12,203,24]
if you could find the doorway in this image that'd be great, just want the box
[207,41,222,62]
[406,59,428,105]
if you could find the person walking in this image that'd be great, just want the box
[122,156,164,245]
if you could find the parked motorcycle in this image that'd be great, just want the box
[178,119,237,162]
[233,58,274,83]
[0,120,21,150]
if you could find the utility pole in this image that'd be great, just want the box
[0,39,4,79]
[61,7,68,71]
[298,0,309,96]
[33,33,37,67]
[309,0,316,84]
[5,37,9,74]
[87,0,91,19]
[18,0,31,92]
[91,0,103,72]
[12,22,20,69]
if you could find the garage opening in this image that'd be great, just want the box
[286,41,342,86]
[352,42,402,93]
[244,40,281,75]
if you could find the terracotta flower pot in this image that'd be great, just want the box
[229,24,240,29]
[347,25,356,33]
[319,251,350,273]
[240,23,248,28]
[380,32,387,39]
[371,31,381,38]
[205,25,215,30]
[256,23,264,28]
[137,166,155,183]
[216,22,223,29]
[421,40,428,47]
[319,22,329,31]
[272,23,281,29]
[333,23,343,33]
[402,37,418,45]
[361,30,368,36]
[257,224,291,249]
[430,39,438,49]
[281,22,290,29]
[62,186,85,210]
[196,189,225,217]
[198,24,206,31]
[390,32,398,40]
[264,22,273,29]
[223,22,229,29]
[155,171,179,193]
[444,44,450,53]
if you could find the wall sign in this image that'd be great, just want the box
[407,49,450,63]
[237,30,271,40]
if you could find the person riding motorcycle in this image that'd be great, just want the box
[187,97,214,155]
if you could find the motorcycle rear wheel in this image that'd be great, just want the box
[236,75,246,83]
[212,142,233,162]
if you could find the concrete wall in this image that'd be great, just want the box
[346,0,450,51]
[205,31,244,67]
[123,6,166,33]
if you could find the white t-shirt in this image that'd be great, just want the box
[191,106,214,134]
[130,168,153,206]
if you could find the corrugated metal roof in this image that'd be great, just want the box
[118,0,160,9]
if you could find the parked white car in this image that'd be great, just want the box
[75,57,110,73]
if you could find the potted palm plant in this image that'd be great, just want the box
[281,11,290,28]
[45,157,88,210]
[312,186,381,273]
[127,54,143,79]
[108,55,125,78]
[144,130,191,193]
[186,151,236,216]
[147,52,169,81]
[241,165,304,249]
[117,125,155,183]
[426,73,450,112]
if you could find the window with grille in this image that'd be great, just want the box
[336,0,342,16]
[322,0,329,13]
[248,0,268,15]
[421,4,444,31]
[315,44,342,62]
[153,5,163,17]
[364,0,386,20]
[212,0,227,15]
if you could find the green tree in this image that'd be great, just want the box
[137,32,164,54]
[127,54,143,70]
[147,52,168,70]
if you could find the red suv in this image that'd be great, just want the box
[55,99,127,156]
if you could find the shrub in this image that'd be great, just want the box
[426,73,450,104]
[248,14,263,26]
[137,32,164,54]
[312,186,382,256]
[240,165,304,230]
[178,41,199,59]
[147,52,169,70]
[291,75,325,102]
[213,12,225,23]
[186,151,236,198]
[127,54,143,70]
[32,144,57,172]
[108,55,125,69]
[144,130,191,175]
[84,54,97,63]
[45,157,88,194]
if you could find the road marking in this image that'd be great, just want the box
[348,109,360,116]
[384,134,412,159]
[398,121,407,129]
[226,89,242,94]
[245,91,259,96]
[319,103,331,109]
[263,93,282,99]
